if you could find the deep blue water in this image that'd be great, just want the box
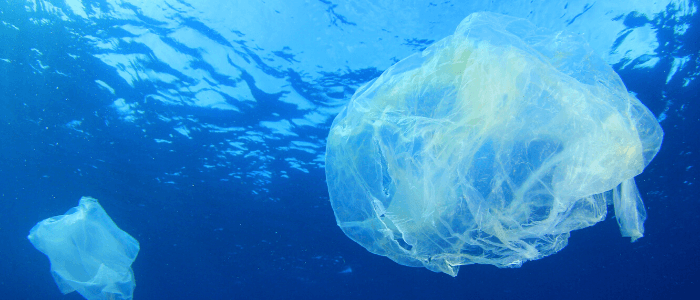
[1,0,698,299]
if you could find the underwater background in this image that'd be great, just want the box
[1,0,698,299]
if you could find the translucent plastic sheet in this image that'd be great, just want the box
[325,12,663,276]
[28,197,139,300]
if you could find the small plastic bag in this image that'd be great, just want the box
[28,197,139,300]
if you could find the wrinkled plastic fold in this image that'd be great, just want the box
[326,12,663,276]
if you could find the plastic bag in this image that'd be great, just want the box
[28,197,139,299]
[325,12,663,276]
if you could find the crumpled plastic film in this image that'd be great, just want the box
[325,12,663,276]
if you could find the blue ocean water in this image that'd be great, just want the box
[0,0,698,299]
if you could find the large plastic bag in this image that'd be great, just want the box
[28,197,140,300]
[325,12,663,276]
